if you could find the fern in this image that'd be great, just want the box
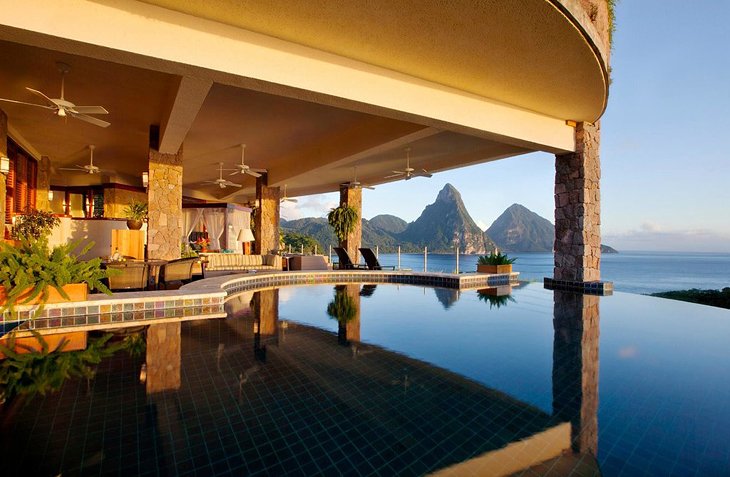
[0,237,113,316]
[327,205,358,242]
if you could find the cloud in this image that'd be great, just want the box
[280,193,338,221]
[603,226,730,252]
[618,346,638,359]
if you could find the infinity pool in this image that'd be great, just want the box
[2,282,729,476]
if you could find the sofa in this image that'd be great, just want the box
[203,253,282,272]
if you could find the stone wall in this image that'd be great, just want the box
[554,122,601,282]
[339,185,362,264]
[35,156,51,211]
[0,110,7,232]
[146,323,181,393]
[148,147,183,260]
[254,175,280,255]
[104,187,147,219]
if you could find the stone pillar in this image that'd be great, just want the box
[552,291,599,456]
[146,323,182,393]
[35,156,51,211]
[254,174,280,255]
[0,109,7,235]
[339,185,362,263]
[554,122,602,283]
[148,126,183,260]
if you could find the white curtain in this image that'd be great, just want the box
[203,209,225,250]
[183,208,205,243]
[227,209,250,252]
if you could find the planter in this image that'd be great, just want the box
[477,264,512,274]
[0,331,88,359]
[126,219,144,230]
[0,283,89,307]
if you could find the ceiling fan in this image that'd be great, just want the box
[0,62,110,128]
[342,166,375,190]
[204,163,242,189]
[385,147,432,180]
[280,184,298,203]
[58,145,108,174]
[229,144,266,178]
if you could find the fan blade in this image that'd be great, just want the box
[69,112,110,128]
[282,198,298,203]
[385,172,405,179]
[58,166,85,171]
[364,185,376,190]
[202,180,218,185]
[25,87,57,106]
[245,170,262,178]
[222,181,242,188]
[229,170,242,176]
[250,168,267,173]
[0,97,56,109]
[71,105,109,115]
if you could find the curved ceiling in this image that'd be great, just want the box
[141,0,608,122]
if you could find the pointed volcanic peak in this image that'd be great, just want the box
[486,203,554,252]
[399,183,495,253]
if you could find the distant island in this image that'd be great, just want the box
[282,183,618,254]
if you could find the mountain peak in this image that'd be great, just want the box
[436,183,461,203]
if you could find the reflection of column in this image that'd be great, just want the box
[344,284,361,344]
[146,323,182,393]
[552,291,599,456]
[0,109,7,235]
[253,288,279,360]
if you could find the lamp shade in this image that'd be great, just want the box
[237,228,255,242]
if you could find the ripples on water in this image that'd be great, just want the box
[373,251,730,294]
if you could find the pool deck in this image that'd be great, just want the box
[2,269,517,336]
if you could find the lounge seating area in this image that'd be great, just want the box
[203,253,283,273]
[105,262,150,291]
[159,257,199,289]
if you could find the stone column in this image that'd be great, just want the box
[554,122,602,283]
[339,184,362,264]
[552,291,599,456]
[254,174,280,255]
[148,126,183,260]
[35,156,51,211]
[0,109,7,235]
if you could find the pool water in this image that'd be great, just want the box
[2,282,729,476]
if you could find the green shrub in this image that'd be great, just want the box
[11,209,60,240]
[327,205,358,242]
[123,199,148,221]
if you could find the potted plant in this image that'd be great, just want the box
[476,250,516,274]
[0,237,113,316]
[327,204,358,242]
[123,199,148,230]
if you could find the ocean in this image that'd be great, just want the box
[370,251,730,295]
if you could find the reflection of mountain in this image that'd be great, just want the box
[434,287,460,309]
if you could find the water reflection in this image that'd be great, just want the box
[476,285,517,309]
[2,284,605,476]
[434,287,460,309]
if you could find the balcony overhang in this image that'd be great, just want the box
[0,0,608,201]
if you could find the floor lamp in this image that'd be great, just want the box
[237,228,255,254]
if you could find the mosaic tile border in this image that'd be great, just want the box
[543,277,614,296]
[2,270,518,330]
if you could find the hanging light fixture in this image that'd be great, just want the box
[0,156,9,174]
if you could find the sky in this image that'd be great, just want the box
[282,1,730,253]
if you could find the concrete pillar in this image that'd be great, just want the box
[254,173,280,255]
[552,290,599,456]
[0,109,7,235]
[339,185,362,264]
[148,126,183,260]
[554,122,602,283]
[253,288,279,361]
[35,156,51,211]
[146,323,182,393]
